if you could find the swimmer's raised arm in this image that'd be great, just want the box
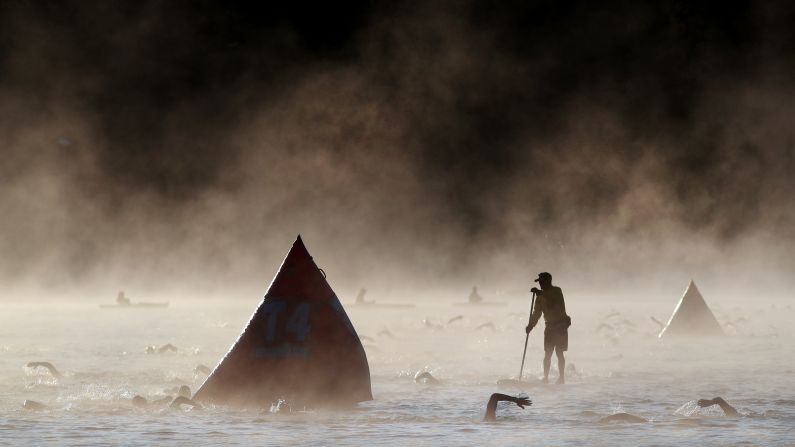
[484,393,531,421]
[697,397,739,416]
[26,361,62,378]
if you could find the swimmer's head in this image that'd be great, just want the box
[132,395,147,407]
[178,385,191,398]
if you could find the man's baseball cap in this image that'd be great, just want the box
[534,272,552,282]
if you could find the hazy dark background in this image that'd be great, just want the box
[2,1,794,300]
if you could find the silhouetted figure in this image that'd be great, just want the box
[414,371,440,385]
[22,400,49,411]
[116,291,131,306]
[469,286,483,304]
[355,288,371,304]
[483,393,531,421]
[26,361,62,378]
[600,413,647,423]
[525,272,571,384]
[697,397,739,416]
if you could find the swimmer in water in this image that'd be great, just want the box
[448,315,464,324]
[414,371,440,385]
[423,319,443,330]
[596,323,614,332]
[475,322,495,331]
[598,396,740,423]
[22,400,49,411]
[169,396,203,409]
[697,397,739,416]
[146,344,178,354]
[599,413,648,423]
[483,393,532,421]
[132,395,202,409]
[26,361,62,378]
[133,385,202,409]
[270,398,291,413]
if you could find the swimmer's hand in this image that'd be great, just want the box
[513,397,532,409]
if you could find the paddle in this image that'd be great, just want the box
[518,290,536,381]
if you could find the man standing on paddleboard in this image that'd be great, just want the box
[525,272,571,384]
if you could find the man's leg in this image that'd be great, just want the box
[555,346,565,384]
[543,349,552,383]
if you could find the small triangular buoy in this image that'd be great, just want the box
[194,236,372,407]
[658,280,724,338]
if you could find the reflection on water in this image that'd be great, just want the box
[1,298,793,446]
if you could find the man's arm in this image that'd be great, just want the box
[697,397,739,416]
[484,393,532,421]
[526,290,543,333]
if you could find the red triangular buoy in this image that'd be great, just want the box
[194,236,372,407]
[658,280,724,338]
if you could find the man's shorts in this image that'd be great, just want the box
[544,326,568,352]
